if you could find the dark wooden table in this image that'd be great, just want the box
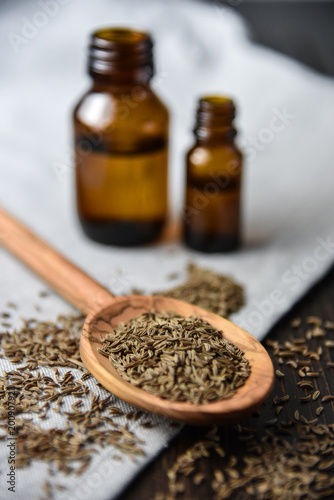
[119,264,334,500]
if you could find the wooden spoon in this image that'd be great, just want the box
[0,208,274,425]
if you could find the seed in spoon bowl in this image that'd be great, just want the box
[98,312,251,405]
[80,294,274,425]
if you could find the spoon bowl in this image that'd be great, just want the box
[0,207,274,425]
[81,295,274,425]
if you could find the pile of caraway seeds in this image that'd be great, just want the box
[0,264,245,496]
[2,264,333,499]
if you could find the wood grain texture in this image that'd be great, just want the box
[80,295,274,425]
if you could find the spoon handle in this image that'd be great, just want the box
[0,207,114,314]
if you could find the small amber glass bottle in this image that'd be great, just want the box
[73,28,169,245]
[183,96,242,253]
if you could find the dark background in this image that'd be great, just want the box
[215,1,334,77]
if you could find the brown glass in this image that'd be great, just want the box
[73,28,169,245]
[183,96,242,252]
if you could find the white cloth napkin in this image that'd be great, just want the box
[1,0,334,498]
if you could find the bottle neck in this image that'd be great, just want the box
[194,127,236,145]
[88,28,154,86]
[193,96,237,145]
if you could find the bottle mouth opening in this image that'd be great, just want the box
[92,28,151,47]
[195,95,236,136]
[200,95,233,107]
[199,95,235,115]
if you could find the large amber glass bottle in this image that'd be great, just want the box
[73,28,169,245]
[183,96,242,252]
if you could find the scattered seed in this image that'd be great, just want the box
[277,395,290,403]
[155,263,245,318]
[306,316,322,326]
[312,327,325,338]
[193,472,205,485]
[6,302,17,309]
[321,395,334,403]
[290,318,301,328]
[265,418,278,426]
[275,406,283,416]
[297,381,314,389]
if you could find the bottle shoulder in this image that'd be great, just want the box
[187,142,242,164]
[73,84,169,129]
[73,84,169,152]
[186,142,242,181]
